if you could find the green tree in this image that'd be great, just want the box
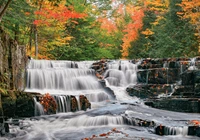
[0,0,35,43]
[129,0,198,58]
[150,0,198,58]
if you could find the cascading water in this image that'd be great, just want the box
[53,95,71,113]
[103,60,139,102]
[5,59,200,140]
[104,60,138,87]
[33,97,45,116]
[25,59,112,114]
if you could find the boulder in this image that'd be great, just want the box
[1,91,16,117]
[79,95,91,111]
[71,96,78,112]
[15,92,34,117]
[126,84,154,99]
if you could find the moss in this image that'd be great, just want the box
[15,91,34,117]
[1,91,17,117]
[0,94,3,116]
[1,90,34,117]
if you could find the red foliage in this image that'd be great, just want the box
[39,93,57,113]
[33,3,87,26]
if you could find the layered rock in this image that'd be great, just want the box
[127,57,200,113]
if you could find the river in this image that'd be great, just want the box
[3,59,200,140]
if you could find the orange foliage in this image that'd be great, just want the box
[33,1,86,26]
[39,93,57,113]
[98,18,117,33]
[121,7,144,58]
[178,0,200,42]
[189,120,200,126]
[30,0,87,59]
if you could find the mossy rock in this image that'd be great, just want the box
[1,91,35,117]
[1,91,17,117]
[0,94,3,116]
[15,92,34,117]
[71,96,78,112]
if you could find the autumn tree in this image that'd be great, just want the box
[178,0,200,52]
[150,0,198,57]
[29,0,86,59]
[129,0,198,58]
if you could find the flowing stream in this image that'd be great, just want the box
[4,59,200,140]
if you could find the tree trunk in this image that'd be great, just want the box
[0,0,12,23]
[29,25,33,51]
[8,40,13,89]
[14,23,19,42]
[34,25,38,59]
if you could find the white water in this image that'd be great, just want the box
[25,60,112,115]
[33,97,44,116]
[5,59,200,140]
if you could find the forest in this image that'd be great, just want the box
[0,0,200,60]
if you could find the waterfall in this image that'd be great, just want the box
[75,96,81,111]
[104,60,138,87]
[26,59,112,115]
[164,126,188,136]
[53,95,72,113]
[188,57,197,70]
[33,97,44,116]
[26,60,108,93]
[66,115,124,127]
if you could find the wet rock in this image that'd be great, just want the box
[194,83,200,96]
[145,98,200,113]
[15,92,34,117]
[155,125,165,136]
[138,68,180,84]
[193,70,200,84]
[126,84,154,99]
[79,95,91,111]
[188,126,200,137]
[168,61,179,68]
[127,84,173,98]
[181,70,200,86]
[137,70,148,83]
[173,85,194,97]
[71,96,78,112]
[1,91,35,117]
[91,59,108,79]
[1,91,16,117]
[0,117,5,136]
[0,94,3,116]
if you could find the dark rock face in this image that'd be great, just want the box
[137,69,180,84]
[126,84,153,99]
[126,57,200,114]
[15,92,34,117]
[145,98,200,113]
[1,91,17,117]
[1,91,34,118]
[127,84,173,99]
